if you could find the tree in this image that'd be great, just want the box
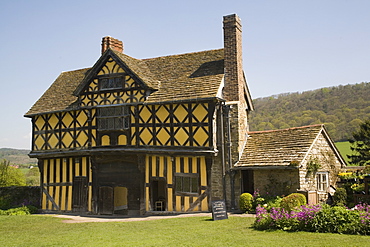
[25,167,40,186]
[348,119,370,166]
[0,159,26,187]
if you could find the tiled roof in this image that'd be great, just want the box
[236,125,325,167]
[25,49,224,116]
[113,51,160,90]
[143,49,224,102]
[25,68,91,116]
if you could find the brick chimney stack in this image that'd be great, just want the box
[223,14,244,102]
[101,36,124,54]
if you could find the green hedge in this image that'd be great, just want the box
[0,186,40,210]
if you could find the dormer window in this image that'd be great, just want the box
[99,75,124,90]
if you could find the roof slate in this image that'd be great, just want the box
[26,68,91,116]
[25,49,224,116]
[143,49,224,102]
[236,125,325,167]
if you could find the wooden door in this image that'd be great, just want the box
[72,176,88,213]
[99,186,114,215]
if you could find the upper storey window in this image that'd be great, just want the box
[97,106,130,131]
[99,75,124,90]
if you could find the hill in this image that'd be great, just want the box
[249,82,370,142]
[0,148,37,165]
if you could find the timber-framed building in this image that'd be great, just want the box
[25,14,254,215]
[25,13,346,215]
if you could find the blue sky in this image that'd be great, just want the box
[1,0,369,149]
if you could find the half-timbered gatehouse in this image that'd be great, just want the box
[25,14,254,215]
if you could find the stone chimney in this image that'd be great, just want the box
[223,14,249,166]
[223,14,244,102]
[101,36,124,54]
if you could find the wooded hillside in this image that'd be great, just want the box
[0,148,37,165]
[249,82,370,142]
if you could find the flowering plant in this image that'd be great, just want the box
[253,203,370,235]
[253,204,322,231]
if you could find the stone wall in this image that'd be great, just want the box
[253,169,300,196]
[298,132,343,202]
[210,154,224,202]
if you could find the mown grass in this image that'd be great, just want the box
[1,215,370,246]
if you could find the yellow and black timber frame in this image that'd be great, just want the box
[24,14,253,215]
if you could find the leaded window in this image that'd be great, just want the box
[97,106,130,131]
[175,174,199,194]
[99,76,124,90]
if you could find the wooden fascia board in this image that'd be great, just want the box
[24,109,72,118]
[28,147,217,159]
[232,165,298,170]
[110,51,155,90]
[243,72,254,111]
[24,97,222,118]
[73,51,109,96]
[144,97,222,105]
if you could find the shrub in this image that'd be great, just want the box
[252,190,283,211]
[266,196,282,210]
[280,193,307,212]
[0,160,26,186]
[333,187,347,206]
[308,205,362,234]
[253,204,322,232]
[0,195,12,210]
[0,186,40,210]
[252,205,273,230]
[239,193,253,212]
[253,203,370,235]
[0,205,37,215]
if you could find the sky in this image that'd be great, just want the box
[0,0,369,149]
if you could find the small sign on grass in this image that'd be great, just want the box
[211,200,228,220]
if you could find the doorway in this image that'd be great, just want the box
[72,176,88,213]
[151,179,166,211]
[241,170,254,194]
[114,187,128,214]
[98,186,128,215]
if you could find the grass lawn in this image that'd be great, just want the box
[1,215,370,246]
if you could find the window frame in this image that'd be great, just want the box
[174,173,199,196]
[316,172,329,192]
[98,74,125,91]
[97,106,130,131]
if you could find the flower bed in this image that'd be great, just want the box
[253,203,370,235]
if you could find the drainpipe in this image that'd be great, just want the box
[219,103,226,203]
[224,104,235,210]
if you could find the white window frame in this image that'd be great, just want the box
[316,172,329,192]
